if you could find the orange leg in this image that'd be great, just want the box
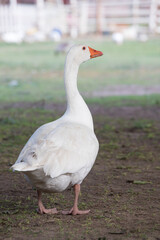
[62,184,90,215]
[37,190,58,214]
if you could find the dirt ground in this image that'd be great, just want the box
[0,103,160,240]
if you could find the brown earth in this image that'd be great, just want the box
[0,103,160,240]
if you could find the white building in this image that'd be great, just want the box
[0,0,160,40]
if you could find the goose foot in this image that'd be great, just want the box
[62,184,90,216]
[37,207,58,215]
[37,190,58,215]
[62,207,90,215]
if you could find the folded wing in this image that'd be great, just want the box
[12,122,99,179]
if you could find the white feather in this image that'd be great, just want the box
[11,44,100,193]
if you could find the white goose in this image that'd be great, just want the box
[11,44,103,215]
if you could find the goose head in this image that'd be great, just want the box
[67,44,103,65]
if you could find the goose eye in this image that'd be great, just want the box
[82,46,86,50]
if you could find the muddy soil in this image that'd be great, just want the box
[92,85,160,97]
[0,103,160,240]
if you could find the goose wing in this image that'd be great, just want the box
[12,122,99,179]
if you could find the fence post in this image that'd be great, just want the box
[149,0,157,33]
[96,0,102,35]
[132,0,139,26]
[70,0,78,38]
[36,0,45,32]
[79,1,88,35]
[10,0,18,31]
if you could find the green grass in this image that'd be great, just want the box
[87,94,160,106]
[0,39,160,103]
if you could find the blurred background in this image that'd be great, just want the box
[0,0,160,41]
[1,3,160,238]
[0,0,160,103]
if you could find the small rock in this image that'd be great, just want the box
[8,80,19,87]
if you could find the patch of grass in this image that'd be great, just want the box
[0,40,160,103]
[87,94,160,107]
[130,119,153,130]
[133,180,152,185]
[127,180,152,185]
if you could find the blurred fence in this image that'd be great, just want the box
[0,0,160,36]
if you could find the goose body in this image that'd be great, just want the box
[11,44,103,215]
[14,121,98,193]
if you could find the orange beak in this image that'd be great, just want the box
[88,46,103,59]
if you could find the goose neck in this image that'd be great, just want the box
[64,57,94,130]
[64,60,79,103]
